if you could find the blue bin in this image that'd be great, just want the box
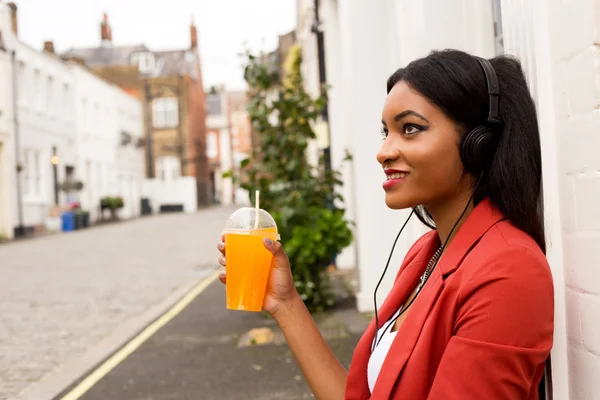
[61,212,75,232]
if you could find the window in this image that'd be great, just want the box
[155,156,181,181]
[63,83,71,120]
[33,151,40,196]
[18,62,27,104]
[152,98,179,128]
[81,97,88,129]
[206,132,218,158]
[94,102,100,126]
[46,76,54,114]
[22,149,41,198]
[206,94,222,116]
[33,69,42,110]
[135,52,155,75]
[22,150,29,197]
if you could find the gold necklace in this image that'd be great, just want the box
[417,246,443,294]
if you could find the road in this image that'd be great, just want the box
[0,207,234,400]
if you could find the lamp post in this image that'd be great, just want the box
[11,50,25,237]
[143,77,155,178]
[51,146,59,205]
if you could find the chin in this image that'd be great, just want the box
[384,193,416,210]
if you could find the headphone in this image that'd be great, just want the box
[459,57,503,177]
[371,56,503,353]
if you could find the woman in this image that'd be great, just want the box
[217,49,554,399]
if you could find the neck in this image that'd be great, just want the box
[427,192,475,247]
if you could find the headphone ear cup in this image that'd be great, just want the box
[460,126,498,176]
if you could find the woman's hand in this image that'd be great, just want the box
[217,236,299,317]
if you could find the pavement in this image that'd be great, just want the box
[0,206,235,400]
[1,207,369,400]
[67,272,369,400]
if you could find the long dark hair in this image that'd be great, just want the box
[386,49,546,253]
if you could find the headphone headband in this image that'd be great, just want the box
[474,57,502,125]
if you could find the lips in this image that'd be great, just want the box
[383,169,409,190]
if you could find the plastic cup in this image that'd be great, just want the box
[222,207,279,312]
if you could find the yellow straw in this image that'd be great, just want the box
[254,190,260,230]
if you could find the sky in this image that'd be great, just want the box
[10,0,297,90]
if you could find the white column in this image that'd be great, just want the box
[322,0,356,270]
[336,0,417,312]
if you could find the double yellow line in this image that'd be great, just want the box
[60,270,220,400]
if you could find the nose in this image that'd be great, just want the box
[376,136,400,167]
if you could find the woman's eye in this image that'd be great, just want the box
[380,127,388,138]
[404,124,423,135]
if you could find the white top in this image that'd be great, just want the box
[367,306,403,393]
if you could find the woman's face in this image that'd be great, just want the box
[377,81,470,210]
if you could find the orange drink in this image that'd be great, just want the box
[225,227,278,311]
[222,205,279,312]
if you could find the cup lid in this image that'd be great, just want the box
[222,207,279,239]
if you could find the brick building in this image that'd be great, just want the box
[204,88,253,205]
[61,14,210,206]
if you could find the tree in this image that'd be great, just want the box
[233,45,354,312]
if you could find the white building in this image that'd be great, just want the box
[317,0,599,398]
[0,35,14,239]
[70,64,144,222]
[0,2,145,233]
[0,3,77,234]
[206,89,234,206]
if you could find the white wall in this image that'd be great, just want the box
[71,65,144,222]
[0,48,14,238]
[115,90,144,219]
[322,0,495,312]
[501,0,600,398]
[0,4,77,230]
[320,0,356,270]
[141,176,198,214]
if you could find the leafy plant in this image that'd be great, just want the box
[235,44,354,312]
[59,180,84,193]
[100,196,125,220]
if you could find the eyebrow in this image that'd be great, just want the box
[381,110,430,125]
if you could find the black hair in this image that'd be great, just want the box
[386,49,546,253]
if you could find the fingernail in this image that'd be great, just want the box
[218,242,224,249]
[263,237,273,246]
[220,256,226,264]
[219,271,225,278]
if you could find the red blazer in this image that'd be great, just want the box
[345,198,554,399]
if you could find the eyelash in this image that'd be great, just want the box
[380,123,425,138]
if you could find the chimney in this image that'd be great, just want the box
[43,41,55,54]
[100,13,112,44]
[190,16,198,49]
[7,2,17,36]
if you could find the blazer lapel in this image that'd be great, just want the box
[372,232,441,348]
[371,267,445,399]
[369,198,506,398]
[346,233,439,399]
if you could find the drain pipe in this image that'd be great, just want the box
[11,49,25,237]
